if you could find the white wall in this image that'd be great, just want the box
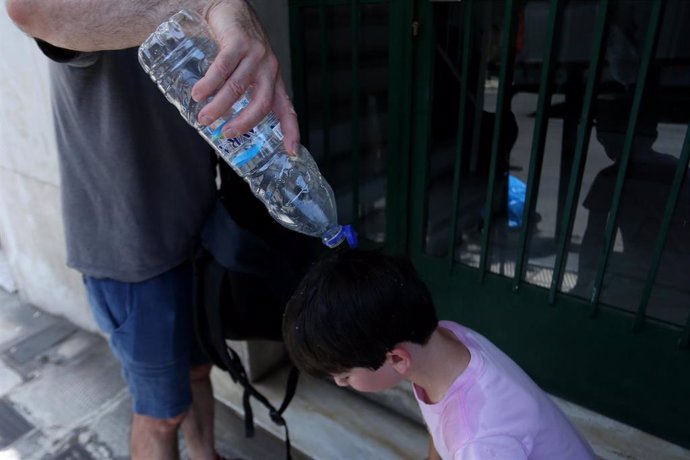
[0,9,95,331]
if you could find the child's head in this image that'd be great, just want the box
[282,249,438,391]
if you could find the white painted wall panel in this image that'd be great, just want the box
[0,10,94,332]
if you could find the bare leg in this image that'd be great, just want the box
[181,364,216,460]
[131,412,185,460]
[130,365,215,460]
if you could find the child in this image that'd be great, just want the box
[283,250,595,460]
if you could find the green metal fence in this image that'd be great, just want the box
[290,0,690,448]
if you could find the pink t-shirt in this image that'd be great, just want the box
[414,321,595,460]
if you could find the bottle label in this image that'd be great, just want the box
[231,143,261,167]
[272,123,284,141]
[218,115,281,169]
[222,127,260,151]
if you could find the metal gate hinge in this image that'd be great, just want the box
[412,20,420,37]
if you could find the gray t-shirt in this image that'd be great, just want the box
[41,44,216,282]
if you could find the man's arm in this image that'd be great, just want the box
[6,0,211,51]
[6,0,300,152]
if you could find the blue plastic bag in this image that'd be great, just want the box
[507,175,527,228]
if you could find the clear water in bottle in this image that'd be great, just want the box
[138,9,355,248]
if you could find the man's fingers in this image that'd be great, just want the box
[272,78,300,155]
[197,57,256,126]
[220,71,275,138]
[196,1,301,148]
[191,46,243,104]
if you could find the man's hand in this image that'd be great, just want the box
[193,0,300,154]
[6,0,301,155]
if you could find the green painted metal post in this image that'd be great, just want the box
[478,0,517,281]
[549,0,610,304]
[590,0,666,314]
[319,4,332,171]
[409,0,435,259]
[385,1,414,254]
[633,126,690,332]
[512,0,564,292]
[447,0,474,271]
[289,2,309,146]
[681,307,690,349]
[351,1,361,229]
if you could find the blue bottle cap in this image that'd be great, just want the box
[322,225,358,248]
[343,225,358,248]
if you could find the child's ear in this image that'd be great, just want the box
[386,346,411,375]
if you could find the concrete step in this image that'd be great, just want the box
[551,395,690,460]
[212,362,690,460]
[0,249,16,293]
[213,397,312,460]
[211,366,429,460]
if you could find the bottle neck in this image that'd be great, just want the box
[322,224,358,248]
[322,225,345,248]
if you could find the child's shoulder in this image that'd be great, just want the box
[440,321,537,399]
[438,319,469,336]
[438,320,482,351]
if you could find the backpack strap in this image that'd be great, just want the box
[276,366,299,418]
[200,255,297,460]
[232,360,298,460]
[192,246,233,376]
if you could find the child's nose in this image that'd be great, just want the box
[334,376,348,387]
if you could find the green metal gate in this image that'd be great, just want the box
[289,0,690,448]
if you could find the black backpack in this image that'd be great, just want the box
[193,152,317,460]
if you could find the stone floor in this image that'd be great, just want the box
[0,287,303,460]
[2,285,690,460]
[0,249,15,293]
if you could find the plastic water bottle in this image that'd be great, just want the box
[138,9,356,248]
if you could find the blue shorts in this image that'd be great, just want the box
[83,262,209,419]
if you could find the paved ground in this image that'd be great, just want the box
[3,283,689,460]
[0,287,303,460]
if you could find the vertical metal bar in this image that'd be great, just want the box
[385,2,413,254]
[478,0,517,281]
[289,3,309,146]
[319,4,332,171]
[408,0,436,258]
[590,0,665,314]
[512,0,564,291]
[469,5,491,176]
[549,0,611,303]
[680,311,690,349]
[633,126,690,331]
[447,0,474,271]
[351,1,361,229]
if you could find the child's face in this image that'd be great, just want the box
[331,362,403,393]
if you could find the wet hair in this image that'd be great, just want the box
[282,249,438,378]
